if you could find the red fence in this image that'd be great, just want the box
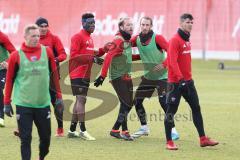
[1,0,240,58]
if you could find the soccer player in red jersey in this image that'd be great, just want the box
[36,17,67,137]
[0,31,16,127]
[94,17,140,141]
[164,13,219,150]
[68,13,104,140]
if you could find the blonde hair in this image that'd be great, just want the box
[24,24,39,36]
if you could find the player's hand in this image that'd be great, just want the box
[93,48,99,55]
[0,61,8,69]
[4,104,14,117]
[153,64,164,72]
[93,56,104,65]
[94,76,105,87]
[54,58,59,64]
[55,98,64,116]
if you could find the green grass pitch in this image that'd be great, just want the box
[0,60,240,160]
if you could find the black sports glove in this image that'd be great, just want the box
[93,56,104,65]
[178,79,189,95]
[54,58,59,63]
[55,99,64,117]
[94,76,105,87]
[4,104,14,117]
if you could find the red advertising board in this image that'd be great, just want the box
[1,0,240,54]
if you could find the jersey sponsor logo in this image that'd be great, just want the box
[31,68,41,76]
[183,42,191,54]
[86,39,93,46]
[183,50,191,54]
[86,40,89,45]
[86,47,94,51]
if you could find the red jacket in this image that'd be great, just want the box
[167,32,192,83]
[69,29,105,79]
[39,30,67,62]
[0,31,16,53]
[4,43,62,105]
[101,32,140,78]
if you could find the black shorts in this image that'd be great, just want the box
[134,76,167,99]
[70,78,90,96]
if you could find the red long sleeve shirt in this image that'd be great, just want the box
[131,34,168,68]
[39,30,67,62]
[69,29,96,79]
[0,31,16,53]
[4,43,62,105]
[167,32,192,83]
[100,32,140,78]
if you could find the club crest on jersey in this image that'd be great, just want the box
[30,56,37,61]
[86,39,93,46]
[183,42,191,54]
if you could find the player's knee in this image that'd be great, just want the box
[134,98,144,106]
[21,136,32,145]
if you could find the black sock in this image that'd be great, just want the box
[135,99,147,125]
[112,122,121,130]
[70,121,77,132]
[0,89,4,119]
[80,122,86,132]
[57,119,63,129]
[122,120,128,131]
[113,103,129,131]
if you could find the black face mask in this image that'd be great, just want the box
[139,30,154,44]
[82,18,95,32]
[177,28,190,41]
[119,29,131,40]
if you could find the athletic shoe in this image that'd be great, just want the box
[131,127,150,138]
[0,118,4,127]
[79,131,96,141]
[67,130,79,138]
[121,131,134,141]
[166,140,178,150]
[200,136,219,147]
[171,132,179,141]
[55,128,64,137]
[14,129,20,137]
[110,130,122,139]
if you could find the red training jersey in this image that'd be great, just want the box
[167,32,192,83]
[0,31,16,54]
[69,29,96,79]
[39,30,67,62]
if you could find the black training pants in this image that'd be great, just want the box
[0,69,6,119]
[16,106,51,160]
[164,80,205,141]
